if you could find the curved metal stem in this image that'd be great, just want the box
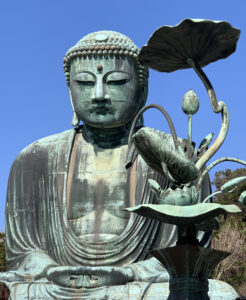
[196,157,246,192]
[128,103,179,150]
[187,59,223,113]
[203,191,222,203]
[196,105,229,171]
[187,59,229,172]
[188,114,192,145]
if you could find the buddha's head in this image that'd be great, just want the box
[64,31,148,129]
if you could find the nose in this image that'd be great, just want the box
[91,79,110,103]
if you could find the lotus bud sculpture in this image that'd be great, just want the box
[125,19,245,299]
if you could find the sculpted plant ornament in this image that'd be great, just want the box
[0,21,244,300]
[138,19,241,171]
[132,126,199,185]
[138,19,240,72]
[125,19,245,299]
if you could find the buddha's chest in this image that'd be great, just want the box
[66,139,137,241]
[67,155,131,219]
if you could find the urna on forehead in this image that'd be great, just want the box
[64,30,148,86]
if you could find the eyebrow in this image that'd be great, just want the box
[104,70,130,76]
[73,70,132,80]
[73,70,95,76]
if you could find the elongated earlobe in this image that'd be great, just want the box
[69,89,80,127]
[72,111,80,127]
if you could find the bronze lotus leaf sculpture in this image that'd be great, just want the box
[138,21,240,173]
[127,103,202,207]
[124,19,244,299]
[138,18,240,73]
[126,18,243,226]
[126,203,240,227]
[128,117,243,224]
[132,127,199,185]
[239,190,246,206]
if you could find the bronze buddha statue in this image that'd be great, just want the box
[0,31,235,299]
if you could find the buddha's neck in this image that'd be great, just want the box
[82,122,133,149]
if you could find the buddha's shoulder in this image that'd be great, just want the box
[15,129,75,161]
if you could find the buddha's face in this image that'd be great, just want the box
[69,56,144,128]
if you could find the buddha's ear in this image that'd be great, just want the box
[68,88,74,109]
[134,83,148,128]
[69,88,80,127]
[139,82,148,109]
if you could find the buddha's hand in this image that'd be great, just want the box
[46,266,134,288]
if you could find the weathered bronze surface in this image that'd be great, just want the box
[139,19,240,72]
[126,19,243,299]
[0,22,241,299]
[151,245,232,299]
[0,30,210,299]
[126,203,240,226]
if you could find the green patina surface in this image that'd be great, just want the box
[126,203,241,226]
[0,30,176,299]
[0,20,242,300]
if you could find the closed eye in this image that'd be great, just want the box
[107,79,128,85]
[75,80,95,86]
[73,72,95,86]
[106,71,131,86]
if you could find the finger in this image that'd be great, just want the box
[82,266,113,276]
[69,276,80,289]
[89,275,99,288]
[75,275,91,288]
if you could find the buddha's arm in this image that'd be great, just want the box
[46,266,134,288]
[127,257,169,282]
[5,148,59,279]
[1,252,58,282]
[44,258,169,288]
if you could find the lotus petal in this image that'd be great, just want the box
[139,19,240,72]
[221,176,246,192]
[197,133,214,157]
[239,190,246,206]
[125,203,241,226]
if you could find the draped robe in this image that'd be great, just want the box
[0,128,217,299]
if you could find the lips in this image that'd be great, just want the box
[90,106,115,115]
[94,108,108,113]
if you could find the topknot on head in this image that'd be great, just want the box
[63,30,148,86]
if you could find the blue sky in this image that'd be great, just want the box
[0,1,246,231]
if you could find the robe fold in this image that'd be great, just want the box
[1,128,213,299]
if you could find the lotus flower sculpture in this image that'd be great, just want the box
[125,18,245,233]
[138,19,241,172]
[124,19,244,299]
